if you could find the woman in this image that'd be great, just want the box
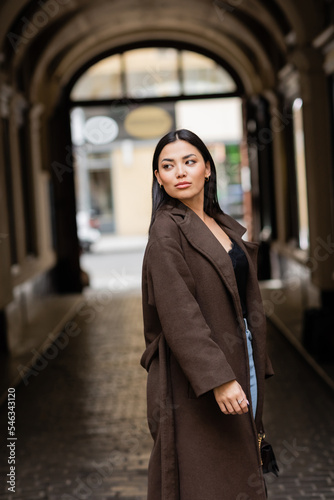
[140,129,274,500]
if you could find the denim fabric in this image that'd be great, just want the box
[244,318,258,419]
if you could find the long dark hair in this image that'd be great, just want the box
[150,129,223,229]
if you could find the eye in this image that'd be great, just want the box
[162,163,173,170]
[186,159,196,165]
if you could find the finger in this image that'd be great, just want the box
[225,401,237,415]
[221,403,229,415]
[217,402,229,414]
[236,388,249,412]
[233,400,244,415]
[236,398,248,414]
[229,400,243,415]
[239,400,249,413]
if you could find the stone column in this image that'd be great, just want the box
[293,48,334,293]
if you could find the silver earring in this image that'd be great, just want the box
[205,176,210,182]
[159,183,163,189]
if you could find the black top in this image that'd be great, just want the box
[227,239,249,318]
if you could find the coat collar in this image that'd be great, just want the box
[168,201,246,238]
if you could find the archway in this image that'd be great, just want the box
[65,42,253,289]
[0,0,302,297]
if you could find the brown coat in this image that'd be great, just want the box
[141,201,274,500]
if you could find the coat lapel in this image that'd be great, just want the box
[168,203,247,318]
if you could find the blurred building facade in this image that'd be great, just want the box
[0,0,333,366]
[70,49,245,235]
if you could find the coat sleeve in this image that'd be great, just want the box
[144,235,237,397]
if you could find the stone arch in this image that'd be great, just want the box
[275,0,324,44]
[1,0,291,111]
[0,0,293,296]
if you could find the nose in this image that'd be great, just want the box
[175,165,186,178]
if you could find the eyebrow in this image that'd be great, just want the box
[160,154,197,162]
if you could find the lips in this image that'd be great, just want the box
[175,182,191,188]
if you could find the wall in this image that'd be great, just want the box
[112,143,153,235]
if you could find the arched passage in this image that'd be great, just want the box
[1,0,334,366]
[20,2,284,293]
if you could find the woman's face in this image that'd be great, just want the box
[155,140,211,205]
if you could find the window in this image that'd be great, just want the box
[124,48,180,98]
[71,47,238,101]
[182,50,236,95]
[71,54,122,100]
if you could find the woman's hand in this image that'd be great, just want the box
[213,380,249,415]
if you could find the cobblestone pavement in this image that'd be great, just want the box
[0,291,334,499]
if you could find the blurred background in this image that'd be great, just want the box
[0,1,334,498]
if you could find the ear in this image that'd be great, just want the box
[205,161,211,177]
[154,169,162,185]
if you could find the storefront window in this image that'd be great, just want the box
[71,97,243,235]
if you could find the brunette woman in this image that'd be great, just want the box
[141,129,274,500]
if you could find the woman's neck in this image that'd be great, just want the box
[181,193,207,221]
[182,201,210,223]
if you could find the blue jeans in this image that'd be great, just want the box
[244,318,258,419]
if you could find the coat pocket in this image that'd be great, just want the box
[140,332,162,372]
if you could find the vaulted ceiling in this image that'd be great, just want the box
[0,0,329,110]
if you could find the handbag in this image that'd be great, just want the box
[258,433,279,476]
